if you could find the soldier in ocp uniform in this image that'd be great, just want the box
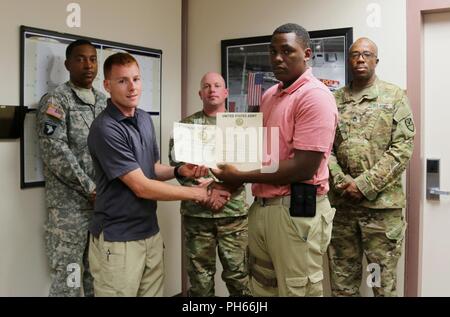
[169,72,251,297]
[327,38,415,297]
[36,40,107,296]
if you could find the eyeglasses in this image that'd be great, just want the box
[350,51,377,60]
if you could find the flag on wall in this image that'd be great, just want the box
[247,72,263,106]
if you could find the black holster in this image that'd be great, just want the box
[289,182,317,217]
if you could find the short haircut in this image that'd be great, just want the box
[103,53,138,79]
[66,39,96,59]
[273,23,310,49]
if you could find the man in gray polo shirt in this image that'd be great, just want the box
[87,52,230,297]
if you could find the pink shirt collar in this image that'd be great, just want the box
[275,67,312,96]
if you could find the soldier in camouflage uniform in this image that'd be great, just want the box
[327,38,415,297]
[169,72,251,297]
[36,40,107,297]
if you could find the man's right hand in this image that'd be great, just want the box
[203,183,231,212]
[191,179,212,204]
[338,179,364,202]
[192,180,231,212]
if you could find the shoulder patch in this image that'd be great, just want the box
[46,103,63,120]
[404,117,415,132]
[43,121,58,136]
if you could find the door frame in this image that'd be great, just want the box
[406,0,450,297]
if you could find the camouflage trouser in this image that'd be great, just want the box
[327,207,406,297]
[45,208,93,297]
[183,215,251,297]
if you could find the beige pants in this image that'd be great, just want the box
[248,195,335,297]
[88,231,164,297]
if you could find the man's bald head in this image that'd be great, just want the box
[349,37,378,56]
[200,72,226,88]
[349,37,379,86]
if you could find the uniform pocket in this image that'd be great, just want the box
[371,108,394,144]
[97,235,127,292]
[309,271,324,284]
[101,240,126,270]
[286,276,308,296]
[45,228,86,270]
[68,109,91,152]
[285,206,313,242]
[320,207,336,254]
[385,218,407,242]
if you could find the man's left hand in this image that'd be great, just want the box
[211,164,243,188]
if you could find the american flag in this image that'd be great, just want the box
[247,72,263,106]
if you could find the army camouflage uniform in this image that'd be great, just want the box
[169,110,251,297]
[37,81,106,297]
[327,78,415,297]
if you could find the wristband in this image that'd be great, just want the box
[174,164,184,179]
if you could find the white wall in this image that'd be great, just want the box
[0,0,182,296]
[187,0,407,296]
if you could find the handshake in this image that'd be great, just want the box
[175,163,233,212]
[194,178,232,212]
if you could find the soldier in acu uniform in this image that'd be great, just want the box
[36,39,107,296]
[327,37,415,297]
[169,72,251,297]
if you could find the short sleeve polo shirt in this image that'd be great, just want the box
[252,68,338,197]
[88,99,160,242]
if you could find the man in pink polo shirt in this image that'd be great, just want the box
[213,23,338,296]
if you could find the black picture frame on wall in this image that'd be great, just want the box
[221,27,353,112]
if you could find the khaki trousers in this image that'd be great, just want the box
[88,231,164,297]
[248,195,335,296]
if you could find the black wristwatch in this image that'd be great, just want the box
[174,164,184,179]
